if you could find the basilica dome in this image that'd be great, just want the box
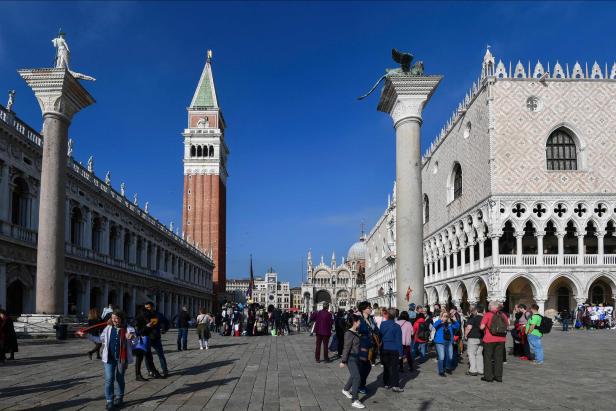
[347,236,366,261]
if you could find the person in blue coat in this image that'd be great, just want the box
[379,308,404,392]
[432,311,460,377]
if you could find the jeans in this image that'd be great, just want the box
[527,334,544,363]
[343,357,361,400]
[467,338,483,374]
[562,319,569,331]
[413,342,427,361]
[359,359,371,390]
[483,342,505,381]
[315,334,330,361]
[381,349,400,388]
[435,343,453,375]
[399,345,413,371]
[104,362,126,402]
[177,328,188,350]
[150,338,168,372]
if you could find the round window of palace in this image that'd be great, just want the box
[526,96,542,112]
[463,122,471,139]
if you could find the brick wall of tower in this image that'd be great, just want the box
[182,173,226,295]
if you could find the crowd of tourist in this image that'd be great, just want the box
[4,295,615,409]
[308,299,557,409]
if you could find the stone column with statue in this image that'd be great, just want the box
[360,49,442,309]
[18,31,95,323]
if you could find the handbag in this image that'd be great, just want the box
[134,335,149,352]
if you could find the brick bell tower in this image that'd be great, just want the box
[182,50,228,297]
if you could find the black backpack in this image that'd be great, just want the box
[489,312,508,337]
[536,315,553,334]
[417,321,430,341]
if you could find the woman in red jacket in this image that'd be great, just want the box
[412,313,429,362]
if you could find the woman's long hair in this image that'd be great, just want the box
[107,310,127,327]
[88,307,99,321]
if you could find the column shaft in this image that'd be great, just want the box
[394,118,424,308]
[36,114,70,314]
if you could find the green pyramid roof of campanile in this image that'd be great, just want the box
[190,56,219,109]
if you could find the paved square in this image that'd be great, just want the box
[0,330,613,410]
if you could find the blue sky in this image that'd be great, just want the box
[1,1,615,285]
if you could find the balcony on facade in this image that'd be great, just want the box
[425,224,616,285]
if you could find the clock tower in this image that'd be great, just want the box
[182,50,228,296]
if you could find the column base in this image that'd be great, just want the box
[13,314,85,338]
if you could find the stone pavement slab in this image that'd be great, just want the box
[0,329,614,410]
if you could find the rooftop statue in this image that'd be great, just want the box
[358,48,424,100]
[52,30,96,82]
[7,90,15,112]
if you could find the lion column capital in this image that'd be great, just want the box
[378,74,443,128]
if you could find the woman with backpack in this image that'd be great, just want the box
[412,312,429,362]
[432,311,460,377]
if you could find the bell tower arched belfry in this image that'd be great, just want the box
[182,50,228,296]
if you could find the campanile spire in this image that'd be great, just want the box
[182,50,228,297]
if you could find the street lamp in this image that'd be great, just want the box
[332,278,336,310]
[387,280,393,309]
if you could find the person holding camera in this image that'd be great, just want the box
[432,311,460,377]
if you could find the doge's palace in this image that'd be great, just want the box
[366,48,616,317]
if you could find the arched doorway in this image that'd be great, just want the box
[7,280,25,315]
[455,282,469,314]
[442,285,453,308]
[587,276,615,306]
[506,276,536,309]
[314,289,331,310]
[472,278,488,307]
[546,276,578,318]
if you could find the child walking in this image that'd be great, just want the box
[78,311,136,410]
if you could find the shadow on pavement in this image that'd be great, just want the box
[2,352,91,366]
[171,359,237,376]
[0,375,97,398]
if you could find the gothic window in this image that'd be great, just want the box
[11,177,30,227]
[209,145,214,157]
[190,145,196,157]
[546,129,577,170]
[423,194,430,224]
[450,163,462,200]
[197,145,203,157]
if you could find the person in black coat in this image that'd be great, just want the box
[334,309,347,357]
[0,309,18,360]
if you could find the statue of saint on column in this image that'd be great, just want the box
[52,30,96,82]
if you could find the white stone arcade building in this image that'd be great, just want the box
[366,49,616,317]
[0,97,215,323]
